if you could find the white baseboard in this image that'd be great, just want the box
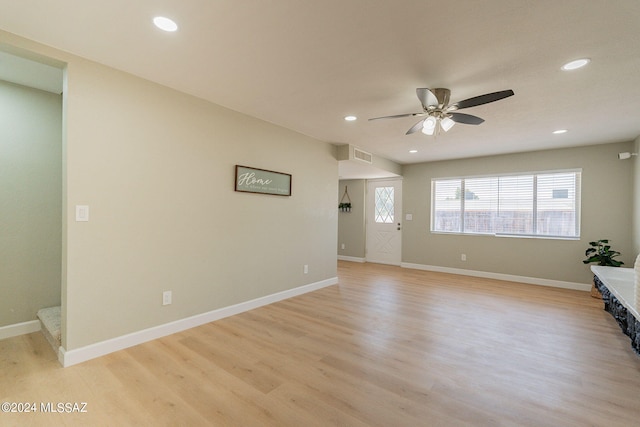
[59,276,338,367]
[0,320,40,340]
[338,255,366,263]
[401,262,591,292]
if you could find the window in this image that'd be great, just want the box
[431,170,580,239]
[374,186,394,223]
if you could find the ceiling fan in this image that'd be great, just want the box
[369,88,514,135]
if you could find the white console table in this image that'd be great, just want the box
[591,265,640,354]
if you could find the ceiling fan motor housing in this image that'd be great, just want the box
[429,88,451,109]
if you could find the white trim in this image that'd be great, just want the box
[0,320,40,340]
[59,277,338,367]
[366,259,401,267]
[366,176,403,183]
[338,255,366,263]
[401,262,590,292]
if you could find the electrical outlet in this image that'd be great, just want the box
[303,264,309,274]
[341,243,345,250]
[163,291,172,305]
[461,254,467,261]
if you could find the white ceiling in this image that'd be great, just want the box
[1,0,639,170]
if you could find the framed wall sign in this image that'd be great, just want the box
[234,165,292,196]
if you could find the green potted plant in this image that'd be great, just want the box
[338,202,352,212]
[583,239,624,267]
[583,239,624,298]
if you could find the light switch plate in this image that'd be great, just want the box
[163,291,172,306]
[405,213,413,221]
[75,205,89,222]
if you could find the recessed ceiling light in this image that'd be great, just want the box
[561,58,590,71]
[553,129,568,134]
[344,115,357,121]
[153,16,178,32]
[409,150,418,153]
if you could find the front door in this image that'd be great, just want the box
[366,179,402,265]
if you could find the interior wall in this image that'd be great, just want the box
[632,136,640,257]
[337,179,366,259]
[1,31,338,351]
[0,80,62,326]
[402,142,634,285]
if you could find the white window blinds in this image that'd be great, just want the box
[431,170,580,239]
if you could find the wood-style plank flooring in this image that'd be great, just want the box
[2,261,640,426]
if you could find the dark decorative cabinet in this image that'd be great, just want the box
[592,266,640,355]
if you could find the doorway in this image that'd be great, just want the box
[366,179,402,265]
[0,48,64,342]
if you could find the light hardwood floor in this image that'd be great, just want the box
[2,261,640,426]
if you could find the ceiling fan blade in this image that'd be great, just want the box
[368,112,424,121]
[454,89,514,110]
[416,88,438,109]
[449,112,485,125]
[406,118,426,135]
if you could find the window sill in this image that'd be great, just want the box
[429,231,580,241]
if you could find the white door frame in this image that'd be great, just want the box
[365,178,402,265]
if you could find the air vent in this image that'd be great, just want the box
[353,148,372,164]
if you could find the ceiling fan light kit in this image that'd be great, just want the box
[369,87,514,137]
[421,116,437,135]
[440,116,455,132]
[420,113,453,136]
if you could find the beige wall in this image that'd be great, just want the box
[1,31,338,350]
[402,142,635,284]
[338,179,366,258]
[0,80,62,326]
[633,136,640,257]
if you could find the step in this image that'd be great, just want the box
[37,306,61,352]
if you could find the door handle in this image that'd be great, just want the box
[397,223,401,231]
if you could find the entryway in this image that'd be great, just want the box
[365,179,402,265]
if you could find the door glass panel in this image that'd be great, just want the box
[374,187,394,223]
